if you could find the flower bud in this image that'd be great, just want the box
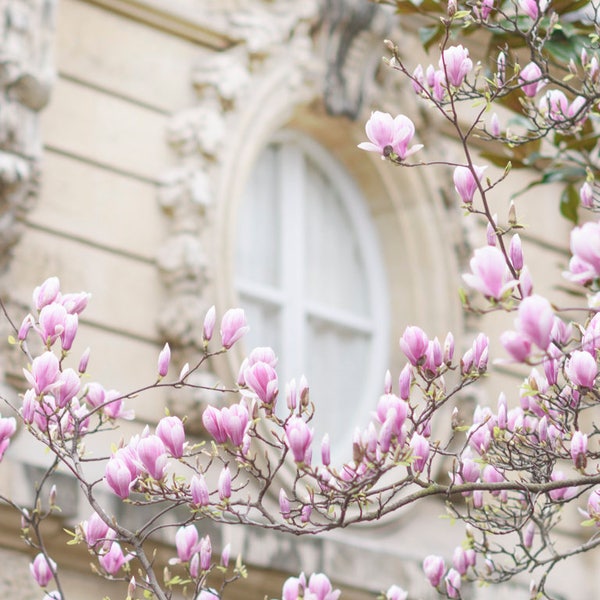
[157,343,171,378]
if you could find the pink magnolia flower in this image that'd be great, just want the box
[462,246,517,300]
[105,456,136,499]
[410,433,430,473]
[580,182,594,208]
[285,417,313,464]
[218,466,231,500]
[199,535,212,571]
[516,294,554,350]
[399,325,429,366]
[157,343,171,377]
[221,403,249,446]
[37,303,67,347]
[202,405,228,443]
[509,234,524,271]
[33,277,61,311]
[423,555,445,587]
[60,291,90,315]
[566,350,598,388]
[247,346,278,367]
[586,488,600,520]
[358,111,423,160]
[385,585,408,600]
[203,305,216,342]
[321,434,331,466]
[445,568,462,599]
[570,430,588,470]
[24,352,61,396]
[548,470,577,502]
[156,415,185,458]
[453,165,487,204]
[82,512,112,549]
[191,474,210,506]
[440,45,473,87]
[519,0,549,19]
[175,524,199,562]
[307,573,341,600]
[0,415,16,461]
[136,435,168,480]
[196,592,219,600]
[220,308,249,349]
[279,488,291,517]
[519,62,545,97]
[99,542,133,575]
[567,220,600,284]
[244,361,278,406]
[56,368,81,408]
[30,553,56,587]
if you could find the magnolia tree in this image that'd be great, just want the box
[1,0,600,599]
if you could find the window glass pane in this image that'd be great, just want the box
[238,294,282,353]
[236,146,281,287]
[305,316,371,458]
[304,156,369,316]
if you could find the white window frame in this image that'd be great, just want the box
[235,130,390,457]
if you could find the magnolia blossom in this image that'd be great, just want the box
[440,45,473,87]
[285,417,313,464]
[157,343,171,377]
[570,430,588,470]
[423,555,445,587]
[580,182,594,208]
[0,415,16,461]
[99,542,133,575]
[385,585,408,600]
[462,246,517,300]
[409,433,430,473]
[566,350,598,388]
[30,553,56,587]
[519,62,545,97]
[176,525,199,562]
[445,568,462,599]
[519,0,549,19]
[453,165,486,204]
[516,294,554,350]
[220,308,248,349]
[358,111,423,160]
[399,325,429,366]
[105,456,136,499]
[566,220,600,284]
[156,415,185,458]
[191,474,210,507]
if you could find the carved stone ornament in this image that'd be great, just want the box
[0,0,56,279]
[157,0,397,355]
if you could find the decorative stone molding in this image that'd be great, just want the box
[0,0,56,279]
[320,0,392,118]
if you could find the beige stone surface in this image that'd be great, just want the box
[41,76,173,182]
[57,0,205,113]
[10,227,165,341]
[33,150,165,260]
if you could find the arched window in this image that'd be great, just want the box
[235,131,389,460]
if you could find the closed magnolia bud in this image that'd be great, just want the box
[157,343,171,378]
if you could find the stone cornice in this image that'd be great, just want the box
[81,0,235,48]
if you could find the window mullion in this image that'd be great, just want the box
[279,143,306,383]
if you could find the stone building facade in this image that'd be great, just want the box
[0,1,586,599]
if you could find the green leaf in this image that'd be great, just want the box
[394,0,444,14]
[419,23,445,51]
[560,184,580,224]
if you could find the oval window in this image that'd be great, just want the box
[235,131,389,461]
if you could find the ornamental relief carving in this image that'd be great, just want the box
[0,0,56,278]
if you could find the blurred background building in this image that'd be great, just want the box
[0,0,579,598]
